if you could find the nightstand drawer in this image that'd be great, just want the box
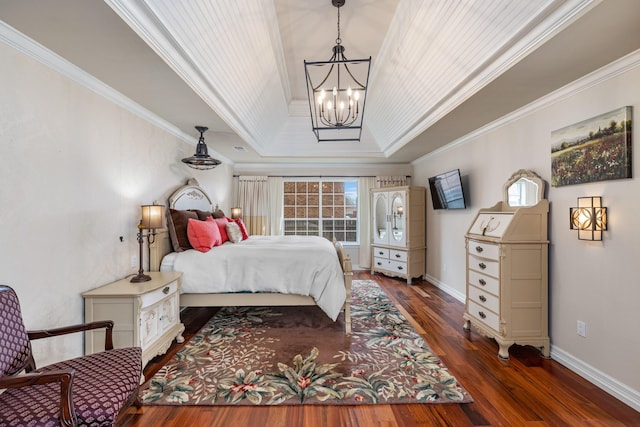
[140,280,178,308]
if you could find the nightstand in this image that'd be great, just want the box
[82,271,185,367]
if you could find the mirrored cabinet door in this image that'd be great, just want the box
[390,191,406,246]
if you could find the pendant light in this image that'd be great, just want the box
[181,126,221,170]
[304,0,371,142]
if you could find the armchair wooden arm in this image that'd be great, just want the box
[0,286,142,427]
[28,320,115,350]
[24,321,115,373]
[0,369,77,427]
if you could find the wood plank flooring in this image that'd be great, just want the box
[120,272,639,426]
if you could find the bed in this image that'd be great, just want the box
[149,178,352,333]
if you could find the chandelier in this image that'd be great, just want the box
[181,126,221,170]
[304,0,371,142]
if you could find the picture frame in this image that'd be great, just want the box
[551,106,632,187]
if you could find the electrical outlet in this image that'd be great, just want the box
[577,320,587,337]
[131,255,137,268]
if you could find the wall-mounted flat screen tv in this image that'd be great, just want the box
[428,169,467,210]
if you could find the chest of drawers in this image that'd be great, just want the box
[83,271,185,367]
[463,239,549,359]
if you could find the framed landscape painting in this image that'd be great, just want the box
[551,106,632,187]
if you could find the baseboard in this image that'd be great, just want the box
[427,275,640,413]
[551,346,640,412]
[423,274,466,303]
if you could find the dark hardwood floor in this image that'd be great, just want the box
[120,272,639,426]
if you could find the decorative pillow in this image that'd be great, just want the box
[189,209,213,221]
[226,222,243,243]
[187,218,221,252]
[212,209,226,219]
[214,218,230,243]
[235,218,249,240]
[169,209,198,251]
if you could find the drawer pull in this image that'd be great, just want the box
[378,251,384,255]
[478,311,486,319]
[479,279,487,286]
[397,266,404,271]
[478,262,487,270]
[377,262,382,266]
[395,254,401,258]
[479,295,487,303]
[475,246,483,253]
[163,286,170,295]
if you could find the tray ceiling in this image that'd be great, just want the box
[1,0,640,165]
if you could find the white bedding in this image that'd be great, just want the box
[160,235,347,320]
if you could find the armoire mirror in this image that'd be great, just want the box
[503,169,545,207]
[391,193,405,241]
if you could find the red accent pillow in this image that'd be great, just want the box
[187,218,221,252]
[235,218,249,240]
[214,218,230,243]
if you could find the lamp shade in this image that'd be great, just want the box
[569,196,607,241]
[140,204,165,230]
[230,207,242,219]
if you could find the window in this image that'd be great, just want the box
[283,179,358,244]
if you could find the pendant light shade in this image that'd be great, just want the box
[182,126,221,170]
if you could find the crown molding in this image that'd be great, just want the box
[0,20,233,165]
[413,47,640,164]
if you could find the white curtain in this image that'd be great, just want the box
[358,177,376,269]
[237,176,269,235]
[267,176,283,236]
[376,175,408,188]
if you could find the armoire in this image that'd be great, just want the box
[371,186,426,284]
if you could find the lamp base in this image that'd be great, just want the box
[130,273,152,283]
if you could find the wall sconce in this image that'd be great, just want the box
[131,203,165,282]
[230,207,242,219]
[570,196,607,241]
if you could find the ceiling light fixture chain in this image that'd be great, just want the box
[304,0,371,143]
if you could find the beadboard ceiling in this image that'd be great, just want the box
[1,0,640,165]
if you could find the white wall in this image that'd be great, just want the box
[0,42,233,366]
[413,50,640,408]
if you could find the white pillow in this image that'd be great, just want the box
[225,221,243,243]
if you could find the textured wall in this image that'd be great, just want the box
[413,54,640,399]
[0,42,233,365]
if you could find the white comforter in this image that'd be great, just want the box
[161,235,347,320]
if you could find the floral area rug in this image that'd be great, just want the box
[141,280,472,406]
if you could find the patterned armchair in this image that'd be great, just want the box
[0,285,142,426]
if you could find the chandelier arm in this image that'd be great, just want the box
[312,63,336,91]
[342,64,367,90]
